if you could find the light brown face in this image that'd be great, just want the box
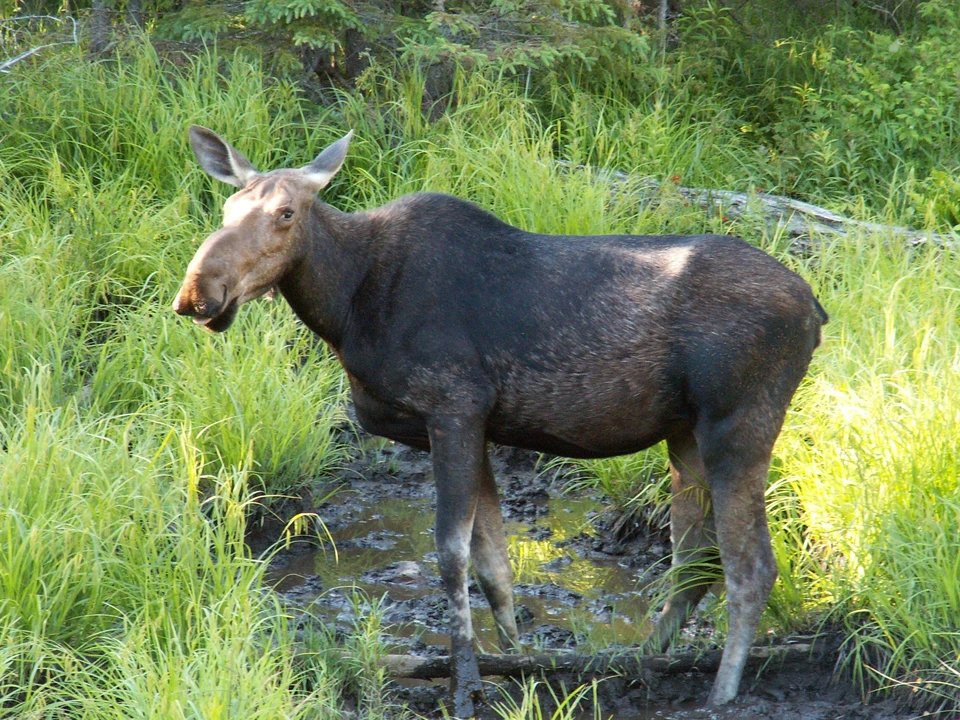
[173,172,313,332]
[172,126,352,333]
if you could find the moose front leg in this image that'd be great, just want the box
[428,414,487,718]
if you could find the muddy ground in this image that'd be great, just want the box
[252,427,922,720]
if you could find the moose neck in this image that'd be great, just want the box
[277,202,374,350]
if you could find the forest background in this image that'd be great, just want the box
[0,0,959,717]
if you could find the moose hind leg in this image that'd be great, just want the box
[645,432,719,653]
[698,419,779,706]
[470,452,520,652]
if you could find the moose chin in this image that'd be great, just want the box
[173,125,827,719]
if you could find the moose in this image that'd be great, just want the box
[173,127,827,717]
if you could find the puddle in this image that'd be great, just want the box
[268,486,657,652]
[261,441,919,720]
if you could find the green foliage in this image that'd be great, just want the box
[156,3,240,43]
[2,13,960,713]
[563,448,670,521]
[149,0,649,87]
[245,0,362,74]
[491,678,604,720]
[392,2,650,88]
[0,46,347,493]
[0,46,367,718]
[911,168,960,230]
[0,401,316,717]
[776,236,960,708]
[674,0,960,223]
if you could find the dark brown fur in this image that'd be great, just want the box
[174,128,827,717]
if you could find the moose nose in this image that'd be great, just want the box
[173,292,223,319]
[172,289,193,316]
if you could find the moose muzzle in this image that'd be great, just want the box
[172,229,243,332]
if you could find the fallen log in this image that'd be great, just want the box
[559,162,959,252]
[668,184,958,253]
[380,642,815,680]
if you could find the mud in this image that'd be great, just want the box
[255,428,920,720]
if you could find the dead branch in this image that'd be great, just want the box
[0,16,78,72]
[379,642,815,680]
[561,163,959,252]
[668,184,958,253]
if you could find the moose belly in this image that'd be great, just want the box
[486,423,667,459]
[349,358,684,458]
[486,374,683,459]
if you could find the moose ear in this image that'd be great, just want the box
[189,125,259,188]
[301,130,353,191]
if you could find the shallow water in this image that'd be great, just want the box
[263,449,916,720]
[269,488,655,651]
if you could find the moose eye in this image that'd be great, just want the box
[280,209,295,220]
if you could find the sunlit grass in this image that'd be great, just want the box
[489,677,606,720]
[0,401,319,717]
[781,237,960,706]
[0,45,357,718]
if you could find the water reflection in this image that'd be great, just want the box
[269,489,653,649]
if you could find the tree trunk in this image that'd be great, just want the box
[658,0,668,58]
[127,0,144,29]
[556,162,959,253]
[89,0,111,54]
[344,28,371,80]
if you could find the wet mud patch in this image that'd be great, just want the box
[480,658,918,720]
[256,432,917,720]
[266,439,662,653]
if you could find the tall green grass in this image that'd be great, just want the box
[0,402,310,716]
[0,43,356,717]
[0,41,349,492]
[781,237,960,708]
[1,35,959,715]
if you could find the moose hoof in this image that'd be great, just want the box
[450,670,484,718]
[706,683,738,707]
[449,690,483,719]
